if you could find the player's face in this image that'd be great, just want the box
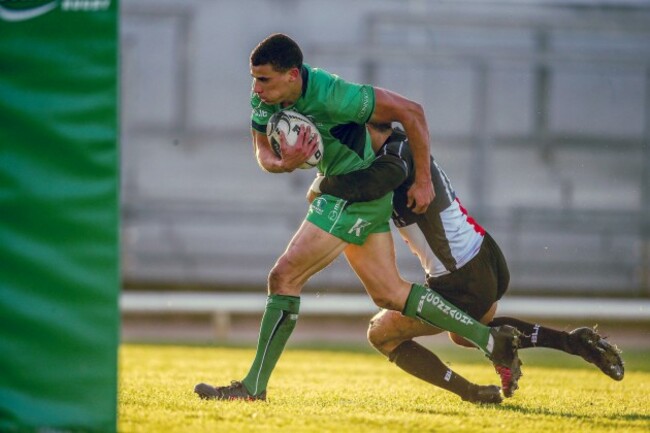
[250,64,297,105]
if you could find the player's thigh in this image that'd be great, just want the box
[344,232,411,310]
[479,301,498,324]
[270,220,347,295]
[368,309,443,354]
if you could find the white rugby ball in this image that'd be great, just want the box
[266,110,323,169]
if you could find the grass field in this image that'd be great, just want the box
[119,343,650,433]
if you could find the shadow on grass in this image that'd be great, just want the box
[496,403,650,422]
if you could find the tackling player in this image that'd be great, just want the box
[307,121,625,400]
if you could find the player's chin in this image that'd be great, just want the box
[260,96,277,104]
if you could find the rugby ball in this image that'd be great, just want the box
[266,110,323,169]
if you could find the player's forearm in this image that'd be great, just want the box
[256,148,287,173]
[371,88,431,185]
[318,155,407,202]
[400,107,431,185]
[252,131,290,173]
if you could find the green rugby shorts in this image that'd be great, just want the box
[306,193,392,245]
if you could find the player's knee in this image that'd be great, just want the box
[267,261,294,294]
[267,265,283,292]
[367,312,403,356]
[449,332,475,348]
[267,260,306,296]
[367,316,387,350]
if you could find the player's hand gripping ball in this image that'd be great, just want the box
[266,110,323,169]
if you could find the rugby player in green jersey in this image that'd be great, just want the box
[194,33,522,403]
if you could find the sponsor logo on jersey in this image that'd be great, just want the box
[254,108,269,119]
[347,218,371,237]
[357,87,371,121]
[0,0,111,22]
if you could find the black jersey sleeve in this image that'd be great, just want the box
[318,153,408,202]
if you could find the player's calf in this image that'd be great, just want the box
[448,332,475,348]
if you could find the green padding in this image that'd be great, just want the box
[0,2,120,432]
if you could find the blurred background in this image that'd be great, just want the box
[118,0,650,344]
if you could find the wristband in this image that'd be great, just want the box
[309,174,324,194]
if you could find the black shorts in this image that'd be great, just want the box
[425,232,510,321]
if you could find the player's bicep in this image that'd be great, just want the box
[370,87,417,125]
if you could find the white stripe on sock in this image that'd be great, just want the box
[252,311,285,395]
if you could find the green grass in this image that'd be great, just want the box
[119,343,650,433]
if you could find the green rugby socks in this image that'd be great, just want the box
[240,286,495,397]
[402,284,492,354]
[242,294,300,396]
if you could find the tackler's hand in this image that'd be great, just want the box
[406,179,434,214]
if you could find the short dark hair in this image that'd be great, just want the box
[250,33,303,72]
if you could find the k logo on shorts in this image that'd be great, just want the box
[348,218,371,237]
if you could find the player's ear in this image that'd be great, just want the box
[287,67,300,81]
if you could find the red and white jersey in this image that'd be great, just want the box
[381,130,485,277]
[396,198,484,277]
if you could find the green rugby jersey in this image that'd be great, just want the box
[251,64,376,175]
